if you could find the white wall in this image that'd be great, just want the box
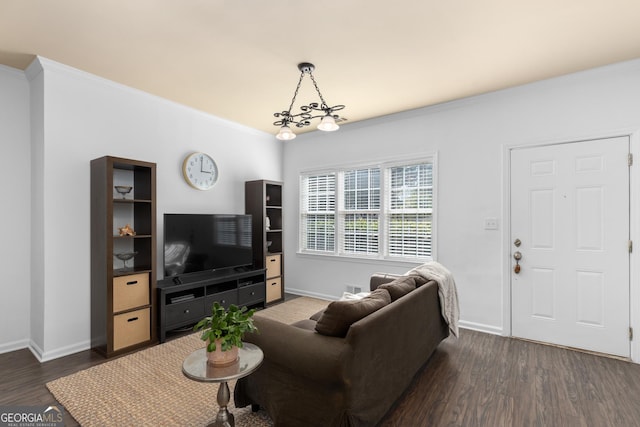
[0,65,31,353]
[283,59,640,336]
[5,57,282,361]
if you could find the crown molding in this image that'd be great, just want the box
[0,63,28,80]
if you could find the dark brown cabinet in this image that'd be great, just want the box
[245,180,284,304]
[90,156,157,357]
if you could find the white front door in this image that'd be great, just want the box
[510,136,630,357]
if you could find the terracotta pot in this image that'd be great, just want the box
[206,339,239,366]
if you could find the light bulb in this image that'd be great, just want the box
[317,115,339,131]
[276,125,296,141]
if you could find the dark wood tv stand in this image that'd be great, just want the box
[157,268,266,342]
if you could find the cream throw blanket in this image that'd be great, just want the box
[406,261,460,337]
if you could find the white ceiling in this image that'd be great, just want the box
[2,1,640,136]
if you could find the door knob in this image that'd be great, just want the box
[513,251,522,274]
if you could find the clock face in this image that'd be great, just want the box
[182,152,219,190]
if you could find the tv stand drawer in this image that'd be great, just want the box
[166,299,204,326]
[239,283,266,306]
[205,289,238,310]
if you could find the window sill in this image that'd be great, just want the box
[295,250,432,268]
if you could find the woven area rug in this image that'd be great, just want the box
[46,296,329,427]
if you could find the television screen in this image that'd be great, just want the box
[163,214,253,278]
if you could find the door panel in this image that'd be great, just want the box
[530,189,555,248]
[511,136,630,357]
[531,267,555,319]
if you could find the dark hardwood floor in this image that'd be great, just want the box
[380,330,640,426]
[0,345,106,426]
[2,328,640,426]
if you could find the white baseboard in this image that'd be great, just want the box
[285,288,337,301]
[29,339,91,362]
[459,320,503,336]
[28,339,45,361]
[0,338,30,355]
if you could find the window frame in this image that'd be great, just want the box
[299,154,438,263]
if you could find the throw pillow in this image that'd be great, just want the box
[378,276,417,301]
[315,288,391,337]
[411,274,429,287]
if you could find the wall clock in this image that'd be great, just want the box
[182,152,219,190]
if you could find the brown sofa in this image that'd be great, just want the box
[234,273,449,426]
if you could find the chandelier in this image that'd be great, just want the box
[273,62,345,141]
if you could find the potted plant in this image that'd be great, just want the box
[193,302,258,366]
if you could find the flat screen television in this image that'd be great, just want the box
[163,213,253,278]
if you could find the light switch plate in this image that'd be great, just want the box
[484,217,499,230]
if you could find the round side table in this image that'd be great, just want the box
[182,343,263,427]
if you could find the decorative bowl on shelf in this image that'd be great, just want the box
[114,185,133,199]
[114,251,138,270]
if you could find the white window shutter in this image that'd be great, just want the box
[386,163,433,258]
[301,173,336,252]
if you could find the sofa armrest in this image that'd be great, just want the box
[244,315,350,384]
[344,281,448,411]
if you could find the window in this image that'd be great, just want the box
[300,174,336,252]
[300,158,435,261]
[341,168,380,255]
[387,164,433,258]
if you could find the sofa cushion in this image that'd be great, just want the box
[291,318,317,331]
[310,309,325,321]
[378,276,417,301]
[315,288,391,337]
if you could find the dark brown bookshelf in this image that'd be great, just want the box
[90,156,157,357]
[245,180,284,304]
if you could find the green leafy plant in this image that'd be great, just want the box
[193,302,258,352]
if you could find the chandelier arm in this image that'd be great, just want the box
[300,103,345,114]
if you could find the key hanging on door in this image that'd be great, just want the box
[513,251,522,274]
